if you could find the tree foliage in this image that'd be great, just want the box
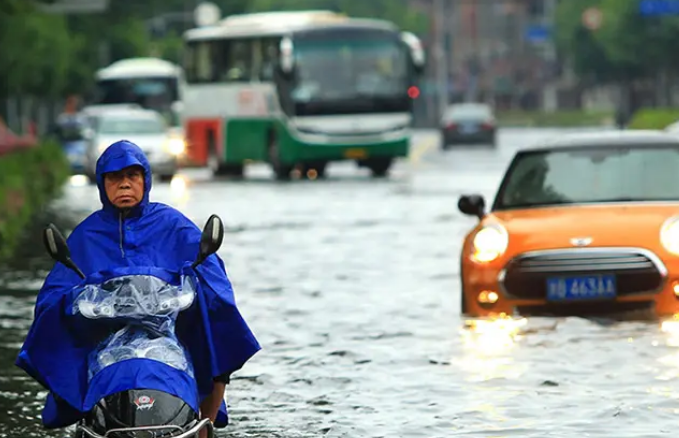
[555,0,679,84]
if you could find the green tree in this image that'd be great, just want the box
[0,1,74,97]
[594,0,679,75]
[554,0,643,84]
[555,0,679,84]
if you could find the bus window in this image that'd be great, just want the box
[260,38,280,81]
[185,41,214,83]
[183,43,195,80]
[196,42,213,82]
[219,39,253,82]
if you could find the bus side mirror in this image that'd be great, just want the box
[401,31,425,73]
[279,37,295,76]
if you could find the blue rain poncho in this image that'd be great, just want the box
[15,140,261,429]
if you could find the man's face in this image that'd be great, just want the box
[104,166,144,209]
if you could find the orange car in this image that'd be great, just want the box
[458,130,679,318]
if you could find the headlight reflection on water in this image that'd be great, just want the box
[660,315,679,344]
[462,317,528,353]
[656,315,679,381]
[455,316,528,383]
[169,174,189,207]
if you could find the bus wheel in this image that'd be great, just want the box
[365,158,393,178]
[222,164,244,178]
[268,135,293,181]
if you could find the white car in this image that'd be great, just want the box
[85,108,185,183]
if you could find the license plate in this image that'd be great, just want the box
[460,123,478,134]
[546,275,616,301]
[344,148,367,159]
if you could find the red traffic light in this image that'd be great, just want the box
[407,86,420,99]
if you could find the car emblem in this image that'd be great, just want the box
[570,237,593,247]
[134,395,155,410]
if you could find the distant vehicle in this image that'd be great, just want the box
[181,10,425,180]
[51,113,91,175]
[85,109,184,183]
[92,58,185,133]
[458,130,679,318]
[440,103,496,148]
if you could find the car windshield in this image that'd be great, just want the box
[72,274,196,380]
[494,145,679,209]
[95,77,179,108]
[98,116,166,134]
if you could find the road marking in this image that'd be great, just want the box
[409,135,439,164]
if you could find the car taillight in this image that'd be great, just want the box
[481,121,494,130]
[446,122,457,129]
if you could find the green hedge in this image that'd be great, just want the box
[627,108,679,130]
[496,110,615,127]
[0,141,70,261]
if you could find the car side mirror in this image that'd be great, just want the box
[192,214,224,268]
[43,223,85,279]
[458,195,486,219]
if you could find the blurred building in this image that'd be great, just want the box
[410,0,580,117]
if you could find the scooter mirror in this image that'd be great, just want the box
[192,214,224,268]
[43,223,85,279]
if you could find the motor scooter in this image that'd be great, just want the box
[42,215,225,438]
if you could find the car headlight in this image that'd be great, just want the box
[165,138,185,156]
[661,216,679,255]
[470,224,508,263]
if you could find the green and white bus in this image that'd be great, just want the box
[181,10,425,179]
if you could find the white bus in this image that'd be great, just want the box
[181,10,425,179]
[93,57,185,130]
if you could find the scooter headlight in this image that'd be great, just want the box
[471,224,508,263]
[661,216,679,255]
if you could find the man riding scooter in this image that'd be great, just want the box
[15,139,261,435]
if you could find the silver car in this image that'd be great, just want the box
[85,109,185,183]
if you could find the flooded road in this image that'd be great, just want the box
[3,127,679,437]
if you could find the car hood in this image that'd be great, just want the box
[486,204,679,253]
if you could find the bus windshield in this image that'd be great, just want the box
[291,35,410,115]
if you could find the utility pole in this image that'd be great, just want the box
[432,0,448,120]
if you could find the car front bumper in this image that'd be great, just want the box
[461,247,679,318]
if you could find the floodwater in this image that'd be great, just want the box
[2,128,678,438]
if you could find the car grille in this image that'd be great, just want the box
[500,248,666,300]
